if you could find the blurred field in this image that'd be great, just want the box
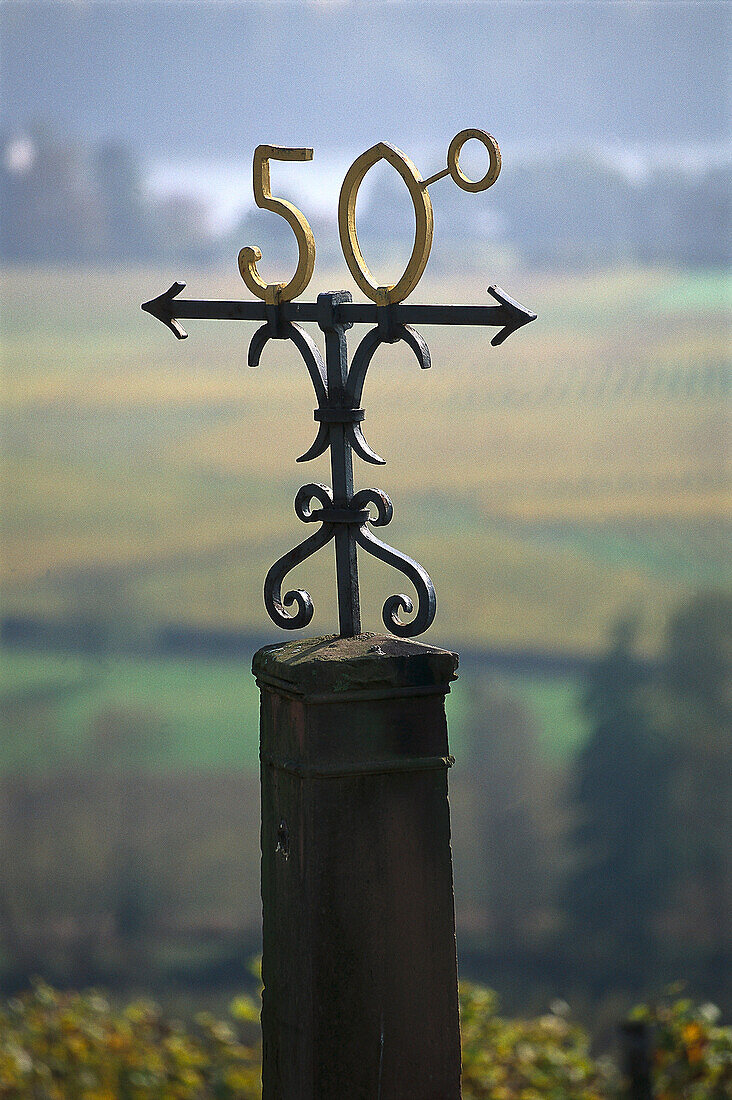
[2,265,728,644]
[1,264,729,768]
[0,648,260,771]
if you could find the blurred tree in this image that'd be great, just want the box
[459,679,560,952]
[94,142,149,261]
[635,164,732,268]
[89,706,170,950]
[0,677,102,986]
[563,616,674,992]
[494,151,637,268]
[149,192,216,265]
[650,592,731,985]
[0,123,101,262]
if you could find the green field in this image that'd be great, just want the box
[0,648,260,771]
[1,264,729,766]
[0,646,585,771]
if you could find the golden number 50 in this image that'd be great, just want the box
[239,130,501,306]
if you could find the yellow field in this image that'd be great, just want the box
[1,265,729,653]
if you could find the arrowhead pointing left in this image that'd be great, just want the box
[141,281,188,339]
[487,284,537,346]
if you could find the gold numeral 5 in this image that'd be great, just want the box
[238,145,316,304]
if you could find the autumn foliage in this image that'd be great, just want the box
[0,981,729,1099]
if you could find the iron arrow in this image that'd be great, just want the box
[142,281,536,345]
[141,281,265,339]
[391,286,537,346]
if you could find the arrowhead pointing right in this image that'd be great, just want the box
[487,285,537,346]
[141,281,188,339]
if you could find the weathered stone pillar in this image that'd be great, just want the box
[253,633,461,1100]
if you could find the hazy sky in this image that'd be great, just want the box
[2,1,729,158]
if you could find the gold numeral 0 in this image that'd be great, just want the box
[338,142,434,307]
[338,130,501,306]
[238,145,316,304]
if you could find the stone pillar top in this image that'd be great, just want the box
[252,632,458,701]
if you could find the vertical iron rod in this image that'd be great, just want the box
[319,294,361,636]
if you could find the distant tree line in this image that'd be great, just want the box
[2,125,729,268]
[0,125,214,265]
[456,589,731,1018]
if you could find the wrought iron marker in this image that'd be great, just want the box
[143,130,536,638]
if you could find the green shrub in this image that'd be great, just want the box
[0,980,728,1098]
[629,989,732,1100]
[0,981,262,1099]
[459,983,613,1099]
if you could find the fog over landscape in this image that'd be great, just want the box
[3,1,729,264]
[3,1,729,154]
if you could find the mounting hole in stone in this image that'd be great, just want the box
[276,819,290,860]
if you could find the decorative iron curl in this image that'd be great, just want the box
[248,320,327,404]
[297,407,367,465]
[294,482,334,520]
[351,488,436,638]
[263,484,336,630]
[345,323,431,465]
[263,482,435,637]
[350,487,393,526]
[297,423,331,464]
[247,320,333,465]
[263,524,333,630]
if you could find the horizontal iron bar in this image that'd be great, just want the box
[314,408,365,423]
[160,298,517,327]
[308,507,370,524]
[142,283,536,333]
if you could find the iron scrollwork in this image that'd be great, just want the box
[254,308,437,638]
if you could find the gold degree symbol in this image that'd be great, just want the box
[338,129,501,306]
[422,128,501,192]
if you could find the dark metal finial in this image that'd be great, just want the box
[255,293,438,638]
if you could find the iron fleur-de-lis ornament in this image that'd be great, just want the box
[142,130,536,638]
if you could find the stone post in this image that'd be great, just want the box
[253,632,461,1099]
